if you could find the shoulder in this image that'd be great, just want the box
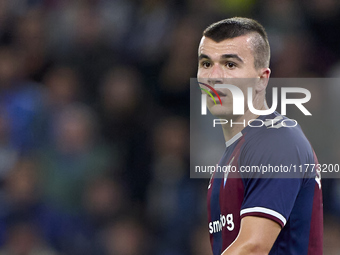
[244,113,312,154]
[240,113,315,175]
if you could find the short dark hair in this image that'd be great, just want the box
[203,17,270,69]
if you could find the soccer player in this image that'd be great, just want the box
[197,17,323,254]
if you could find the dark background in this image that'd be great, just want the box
[0,0,339,254]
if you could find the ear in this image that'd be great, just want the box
[255,68,271,92]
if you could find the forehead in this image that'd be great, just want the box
[198,35,254,60]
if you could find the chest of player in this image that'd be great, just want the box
[207,173,245,251]
[208,173,244,232]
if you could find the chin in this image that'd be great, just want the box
[207,105,233,118]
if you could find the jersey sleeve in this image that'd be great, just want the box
[239,125,315,227]
[240,178,302,227]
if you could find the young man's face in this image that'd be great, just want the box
[197,34,269,118]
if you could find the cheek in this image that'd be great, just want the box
[197,68,206,78]
[241,65,259,77]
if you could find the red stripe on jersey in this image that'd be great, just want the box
[219,136,245,251]
[207,172,215,247]
[240,212,285,228]
[307,151,323,254]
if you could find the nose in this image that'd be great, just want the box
[209,65,223,78]
[207,65,223,86]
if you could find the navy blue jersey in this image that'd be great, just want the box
[207,112,323,255]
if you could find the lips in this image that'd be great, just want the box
[210,90,226,97]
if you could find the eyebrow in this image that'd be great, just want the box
[221,54,244,63]
[198,54,244,63]
[198,54,210,60]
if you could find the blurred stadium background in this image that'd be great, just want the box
[0,0,339,254]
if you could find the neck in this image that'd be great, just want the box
[221,101,269,142]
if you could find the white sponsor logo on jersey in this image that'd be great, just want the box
[209,213,234,234]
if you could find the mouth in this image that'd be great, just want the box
[211,90,226,97]
[207,89,226,105]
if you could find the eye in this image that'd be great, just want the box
[201,61,212,69]
[226,62,236,69]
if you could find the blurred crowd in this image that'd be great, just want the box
[0,0,339,254]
